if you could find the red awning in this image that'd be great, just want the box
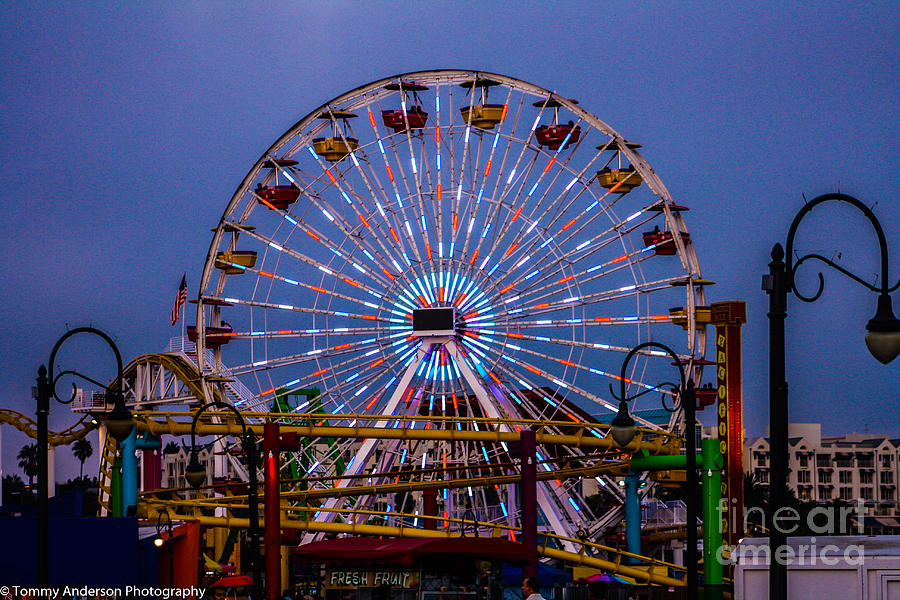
[212,575,253,588]
[293,537,536,566]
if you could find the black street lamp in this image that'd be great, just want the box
[608,341,698,599]
[185,401,262,600]
[35,327,132,586]
[763,192,900,600]
[155,507,175,588]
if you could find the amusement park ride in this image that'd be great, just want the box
[5,70,751,596]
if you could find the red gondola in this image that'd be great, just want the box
[186,323,234,348]
[642,226,691,255]
[535,122,581,150]
[695,384,718,409]
[382,106,429,132]
[255,183,300,210]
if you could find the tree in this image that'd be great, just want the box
[164,441,180,454]
[2,474,30,505]
[72,438,94,478]
[743,471,769,510]
[17,443,39,488]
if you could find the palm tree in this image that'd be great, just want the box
[743,471,769,510]
[2,474,27,505]
[17,443,39,488]
[72,438,94,478]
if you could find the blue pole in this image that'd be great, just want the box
[625,471,641,562]
[122,426,137,516]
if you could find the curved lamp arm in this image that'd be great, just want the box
[785,192,899,300]
[186,401,251,488]
[608,341,692,448]
[156,507,172,537]
[42,327,132,441]
[613,341,687,405]
[46,327,124,400]
[783,192,900,363]
[188,400,249,454]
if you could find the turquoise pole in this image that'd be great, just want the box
[625,471,641,563]
[122,426,137,516]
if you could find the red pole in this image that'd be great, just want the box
[520,430,537,578]
[143,448,162,490]
[264,422,282,600]
[422,487,438,530]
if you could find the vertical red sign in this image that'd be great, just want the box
[710,301,747,547]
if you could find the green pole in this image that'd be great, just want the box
[629,453,697,471]
[701,437,724,600]
[111,456,122,518]
[630,445,725,598]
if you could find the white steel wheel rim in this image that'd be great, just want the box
[195,70,707,546]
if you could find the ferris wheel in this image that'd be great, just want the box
[193,70,708,545]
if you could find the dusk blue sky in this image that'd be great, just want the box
[1,2,897,483]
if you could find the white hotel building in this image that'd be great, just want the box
[744,423,899,514]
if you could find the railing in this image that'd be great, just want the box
[71,389,109,412]
[643,499,687,526]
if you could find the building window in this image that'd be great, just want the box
[884,488,896,501]
[858,455,874,468]
[818,486,832,500]
[754,452,768,467]
[839,487,853,500]
[861,471,874,484]
[836,456,853,468]
[816,454,832,467]
[861,487,874,500]
[881,471,894,484]
[819,471,833,484]
[839,471,853,484]
[799,454,810,467]
[760,471,769,483]
[798,471,811,483]
[881,454,893,468]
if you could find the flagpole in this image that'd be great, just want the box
[181,277,186,350]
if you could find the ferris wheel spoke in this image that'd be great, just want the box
[488,122,590,258]
[246,174,406,290]
[493,275,683,322]
[464,137,539,266]
[459,95,525,261]
[498,245,656,310]
[224,229,388,309]
[467,327,676,399]
[485,348,663,430]
[219,336,380,380]
[302,157,415,281]
[484,202,657,300]
[358,107,432,269]
[249,350,400,415]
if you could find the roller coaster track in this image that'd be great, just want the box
[137,501,688,587]
[0,408,97,446]
[129,410,681,454]
[95,351,236,514]
[85,353,692,579]
[133,423,694,586]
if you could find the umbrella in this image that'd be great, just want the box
[584,573,632,585]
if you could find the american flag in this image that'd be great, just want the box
[170,274,187,325]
